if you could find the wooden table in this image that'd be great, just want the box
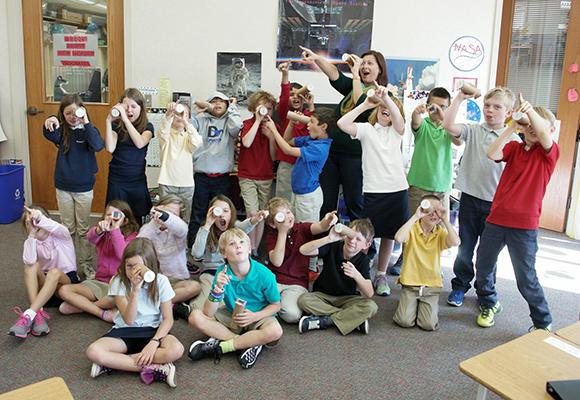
[459,330,580,400]
[555,321,580,346]
[0,377,74,400]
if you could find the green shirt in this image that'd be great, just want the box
[406,117,453,192]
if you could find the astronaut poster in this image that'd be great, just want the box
[277,0,374,72]
[216,52,262,108]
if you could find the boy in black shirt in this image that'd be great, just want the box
[297,219,377,334]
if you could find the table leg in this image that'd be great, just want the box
[476,384,488,400]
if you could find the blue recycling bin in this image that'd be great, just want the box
[0,165,25,224]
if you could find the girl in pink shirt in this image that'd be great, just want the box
[8,205,78,339]
[58,200,139,322]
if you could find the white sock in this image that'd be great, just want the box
[24,309,36,321]
[377,271,386,276]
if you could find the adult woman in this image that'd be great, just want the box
[299,46,389,222]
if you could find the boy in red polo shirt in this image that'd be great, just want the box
[474,94,560,331]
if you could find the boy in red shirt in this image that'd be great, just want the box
[474,94,560,331]
[238,91,280,261]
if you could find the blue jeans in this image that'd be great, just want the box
[451,193,493,293]
[319,152,364,221]
[187,173,231,248]
[474,222,552,329]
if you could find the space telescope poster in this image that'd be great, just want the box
[277,0,374,71]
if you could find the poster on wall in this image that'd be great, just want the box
[216,52,262,108]
[277,0,374,72]
[53,34,98,67]
[52,66,101,103]
[386,58,439,101]
[449,36,484,72]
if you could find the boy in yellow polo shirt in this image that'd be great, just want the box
[393,195,460,330]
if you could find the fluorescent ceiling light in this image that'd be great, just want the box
[72,0,96,4]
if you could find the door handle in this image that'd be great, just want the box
[27,106,44,116]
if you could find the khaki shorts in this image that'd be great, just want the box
[408,186,449,216]
[82,279,110,300]
[214,308,279,347]
[167,276,186,287]
[238,178,273,213]
[292,186,323,223]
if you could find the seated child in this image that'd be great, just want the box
[265,108,337,223]
[86,238,184,387]
[265,197,337,323]
[393,196,460,331]
[188,228,282,369]
[138,195,201,320]
[297,219,378,335]
[187,92,243,247]
[238,90,280,260]
[58,200,139,322]
[275,59,314,201]
[189,195,267,312]
[157,102,202,223]
[9,205,78,339]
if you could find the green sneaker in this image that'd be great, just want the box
[477,302,502,327]
[529,323,552,332]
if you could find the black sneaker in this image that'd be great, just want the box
[187,261,200,274]
[387,254,403,275]
[188,338,222,364]
[237,345,263,369]
[298,315,328,333]
[173,302,191,321]
[357,319,369,334]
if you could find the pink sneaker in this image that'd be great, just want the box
[101,308,117,323]
[140,363,176,387]
[31,309,50,336]
[8,307,32,339]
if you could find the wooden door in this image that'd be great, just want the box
[496,0,580,232]
[22,0,124,212]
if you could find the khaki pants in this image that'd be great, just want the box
[158,184,194,223]
[275,161,294,202]
[298,291,378,335]
[407,185,449,216]
[393,285,442,331]
[56,189,93,270]
[292,186,322,223]
[277,283,308,323]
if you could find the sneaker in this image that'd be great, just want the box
[477,302,503,327]
[357,319,369,334]
[7,307,32,339]
[447,290,465,307]
[59,301,83,315]
[237,345,263,369]
[298,315,328,333]
[140,363,176,387]
[188,338,222,364]
[387,255,403,276]
[101,308,117,323]
[90,363,114,378]
[186,261,200,275]
[31,309,50,336]
[529,323,552,333]
[374,274,391,296]
[172,302,191,321]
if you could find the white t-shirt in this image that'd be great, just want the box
[108,273,175,328]
[354,122,409,193]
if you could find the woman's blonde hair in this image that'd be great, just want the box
[368,96,405,126]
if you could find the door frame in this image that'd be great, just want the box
[496,0,580,232]
[21,0,124,212]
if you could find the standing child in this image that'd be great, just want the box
[188,228,282,369]
[393,196,460,331]
[473,95,560,331]
[238,90,279,261]
[442,87,520,307]
[187,92,243,247]
[58,200,139,322]
[105,88,154,225]
[265,108,336,224]
[8,206,78,339]
[337,83,410,297]
[276,59,314,201]
[44,94,105,280]
[297,219,377,335]
[138,195,201,320]
[265,197,337,323]
[157,102,202,223]
[86,238,183,387]
[190,195,267,311]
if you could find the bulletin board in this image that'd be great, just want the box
[145,108,166,167]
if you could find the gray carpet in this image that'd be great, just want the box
[0,217,578,399]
